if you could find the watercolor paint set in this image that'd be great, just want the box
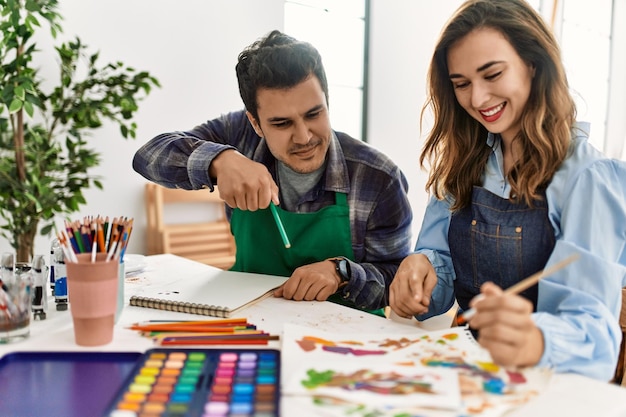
[0,348,280,417]
[104,348,281,417]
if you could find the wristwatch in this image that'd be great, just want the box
[330,257,351,286]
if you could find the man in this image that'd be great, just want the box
[133,30,412,315]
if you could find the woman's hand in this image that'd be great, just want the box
[468,282,544,368]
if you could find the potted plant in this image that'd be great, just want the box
[0,0,159,262]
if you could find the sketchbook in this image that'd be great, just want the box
[128,262,288,318]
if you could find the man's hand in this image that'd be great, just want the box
[274,260,340,301]
[210,150,279,210]
[389,254,438,318]
[468,282,544,368]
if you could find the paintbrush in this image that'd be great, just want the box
[457,253,580,325]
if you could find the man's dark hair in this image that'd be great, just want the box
[236,30,329,122]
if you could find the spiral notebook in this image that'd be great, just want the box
[129,261,288,318]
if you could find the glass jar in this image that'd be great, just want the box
[0,253,32,343]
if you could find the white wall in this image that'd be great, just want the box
[368,1,464,240]
[0,0,459,257]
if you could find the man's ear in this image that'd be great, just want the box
[245,111,264,137]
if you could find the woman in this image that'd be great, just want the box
[390,0,626,381]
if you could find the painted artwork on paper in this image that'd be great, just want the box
[286,361,462,412]
[281,323,552,417]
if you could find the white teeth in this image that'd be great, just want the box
[481,103,504,117]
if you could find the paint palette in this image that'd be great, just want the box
[104,348,280,417]
[0,351,142,417]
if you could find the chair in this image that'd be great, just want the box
[614,287,626,386]
[144,183,236,269]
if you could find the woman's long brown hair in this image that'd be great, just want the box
[420,0,576,210]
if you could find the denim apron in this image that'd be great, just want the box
[449,186,555,313]
[229,193,385,316]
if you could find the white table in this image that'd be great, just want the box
[1,254,625,416]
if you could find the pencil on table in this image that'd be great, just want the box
[128,318,251,333]
[270,202,291,249]
[130,324,257,333]
[157,334,280,346]
[149,330,264,341]
[148,329,262,337]
[136,318,248,325]
[159,339,274,346]
[132,318,248,327]
[457,253,580,325]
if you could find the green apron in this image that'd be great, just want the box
[230,192,384,316]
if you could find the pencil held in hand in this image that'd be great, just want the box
[456,253,580,325]
[270,202,291,249]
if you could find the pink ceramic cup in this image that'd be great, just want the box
[66,253,118,346]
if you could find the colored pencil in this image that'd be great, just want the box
[457,253,580,325]
[157,334,279,346]
[149,330,264,338]
[97,221,106,253]
[130,324,256,333]
[129,318,275,346]
[158,332,273,340]
[131,318,248,328]
[139,319,230,323]
[72,223,85,254]
[80,224,92,253]
[91,241,97,263]
[270,202,291,249]
[159,339,274,346]
[56,215,134,263]
[149,331,265,341]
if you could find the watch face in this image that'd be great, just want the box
[337,259,350,282]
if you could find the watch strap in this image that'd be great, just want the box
[330,257,351,286]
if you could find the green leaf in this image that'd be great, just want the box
[23,100,34,117]
[25,0,41,13]
[8,98,22,113]
[24,13,40,29]
[41,224,54,235]
[15,85,25,101]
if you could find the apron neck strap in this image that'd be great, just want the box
[335,192,348,206]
